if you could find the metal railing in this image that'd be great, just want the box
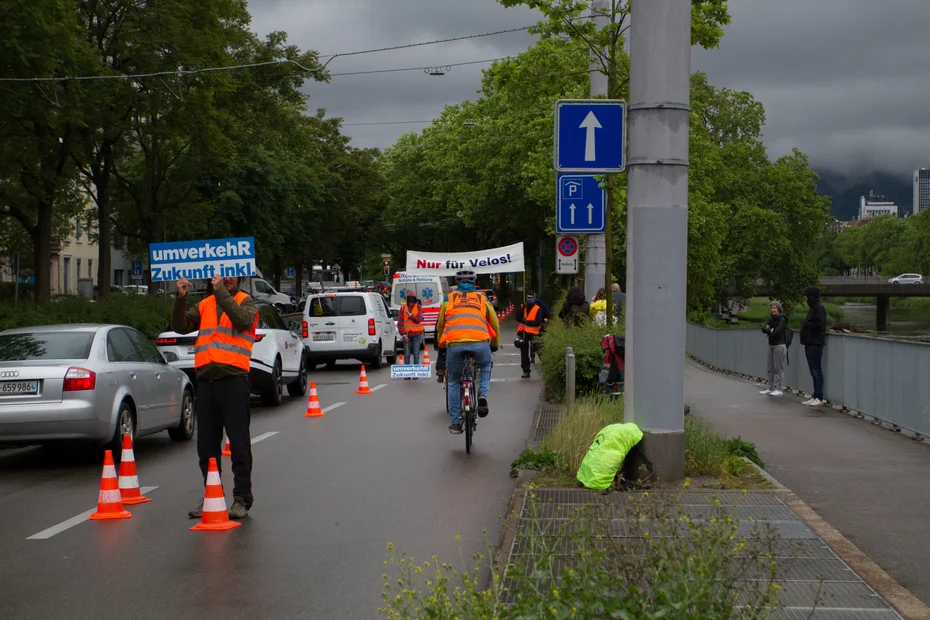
[687,323,930,438]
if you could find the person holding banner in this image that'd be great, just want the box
[173,274,258,520]
[398,292,424,377]
[436,270,500,433]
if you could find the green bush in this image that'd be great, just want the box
[538,319,622,403]
[0,282,34,302]
[0,295,175,340]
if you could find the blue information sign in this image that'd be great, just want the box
[554,99,626,173]
[556,174,606,233]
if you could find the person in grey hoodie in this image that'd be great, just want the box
[760,301,788,396]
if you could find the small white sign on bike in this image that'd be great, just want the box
[391,364,432,379]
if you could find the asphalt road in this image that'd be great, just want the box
[0,327,537,619]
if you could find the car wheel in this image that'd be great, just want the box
[168,389,195,441]
[369,341,383,369]
[287,355,309,397]
[262,359,284,406]
[109,400,135,454]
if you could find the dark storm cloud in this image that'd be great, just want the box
[693,0,930,175]
[246,0,930,176]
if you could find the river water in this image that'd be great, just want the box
[840,303,930,335]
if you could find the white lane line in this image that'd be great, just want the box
[322,402,346,413]
[495,363,521,366]
[251,431,279,445]
[370,384,387,392]
[27,486,159,540]
[498,353,521,356]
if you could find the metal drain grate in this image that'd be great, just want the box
[531,403,567,441]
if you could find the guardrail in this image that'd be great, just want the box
[686,323,930,438]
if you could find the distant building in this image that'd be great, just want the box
[859,193,899,220]
[915,169,930,215]
[827,219,854,232]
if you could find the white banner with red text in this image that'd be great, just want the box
[404,242,525,276]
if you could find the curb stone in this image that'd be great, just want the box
[740,458,930,620]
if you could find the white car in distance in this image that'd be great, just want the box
[888,273,923,285]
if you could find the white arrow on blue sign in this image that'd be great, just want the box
[556,174,606,234]
[554,99,626,173]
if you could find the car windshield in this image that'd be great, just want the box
[308,295,366,317]
[0,332,95,361]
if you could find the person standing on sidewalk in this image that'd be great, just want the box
[174,274,258,519]
[398,291,423,379]
[760,301,788,397]
[800,286,827,407]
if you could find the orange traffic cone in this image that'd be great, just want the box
[397,352,404,365]
[422,348,431,365]
[355,365,372,394]
[191,458,241,532]
[90,450,131,520]
[118,435,151,505]
[222,433,231,457]
[305,381,325,417]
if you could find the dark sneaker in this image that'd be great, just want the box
[477,395,489,418]
[522,371,531,379]
[188,498,204,519]
[448,422,463,434]
[404,377,411,381]
[228,498,249,519]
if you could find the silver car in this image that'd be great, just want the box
[0,324,195,450]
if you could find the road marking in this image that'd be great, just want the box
[322,402,346,413]
[27,486,159,540]
[370,384,387,392]
[499,353,520,356]
[251,432,279,445]
[495,363,521,366]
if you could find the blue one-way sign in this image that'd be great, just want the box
[557,174,606,233]
[554,99,626,173]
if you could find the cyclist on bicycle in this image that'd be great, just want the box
[435,270,500,433]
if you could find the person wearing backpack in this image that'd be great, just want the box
[760,301,788,396]
[800,286,828,407]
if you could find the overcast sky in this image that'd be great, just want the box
[247,0,930,179]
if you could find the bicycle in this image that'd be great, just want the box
[443,352,493,454]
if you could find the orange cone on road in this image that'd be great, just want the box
[222,433,231,457]
[118,434,151,505]
[90,450,131,520]
[191,458,241,532]
[397,352,404,365]
[355,365,372,394]
[422,348,431,365]
[305,381,325,418]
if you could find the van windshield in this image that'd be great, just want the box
[308,295,366,317]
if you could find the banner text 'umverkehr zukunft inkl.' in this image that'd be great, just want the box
[149,237,257,282]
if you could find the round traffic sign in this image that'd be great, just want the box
[557,236,578,257]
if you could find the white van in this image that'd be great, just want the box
[389,273,450,341]
[302,291,398,369]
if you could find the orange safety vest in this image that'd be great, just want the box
[439,291,496,346]
[401,303,424,336]
[518,304,541,335]
[194,291,259,372]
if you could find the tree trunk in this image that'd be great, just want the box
[273,255,281,290]
[95,146,114,298]
[33,204,53,304]
[295,261,303,298]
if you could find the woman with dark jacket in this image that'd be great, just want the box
[760,301,788,396]
[800,286,828,407]
[559,287,591,327]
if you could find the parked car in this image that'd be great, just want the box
[302,291,398,368]
[478,288,499,309]
[155,302,308,406]
[888,273,923,285]
[0,324,195,450]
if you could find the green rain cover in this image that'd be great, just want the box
[577,423,644,490]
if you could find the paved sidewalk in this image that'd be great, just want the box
[686,361,930,608]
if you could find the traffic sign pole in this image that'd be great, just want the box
[625,0,691,481]
[584,0,609,303]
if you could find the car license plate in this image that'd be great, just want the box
[0,380,39,395]
[313,332,336,342]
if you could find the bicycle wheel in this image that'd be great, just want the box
[465,407,473,454]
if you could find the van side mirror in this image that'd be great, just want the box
[390,309,399,319]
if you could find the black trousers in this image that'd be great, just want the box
[804,345,825,400]
[196,376,253,507]
[520,334,536,372]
